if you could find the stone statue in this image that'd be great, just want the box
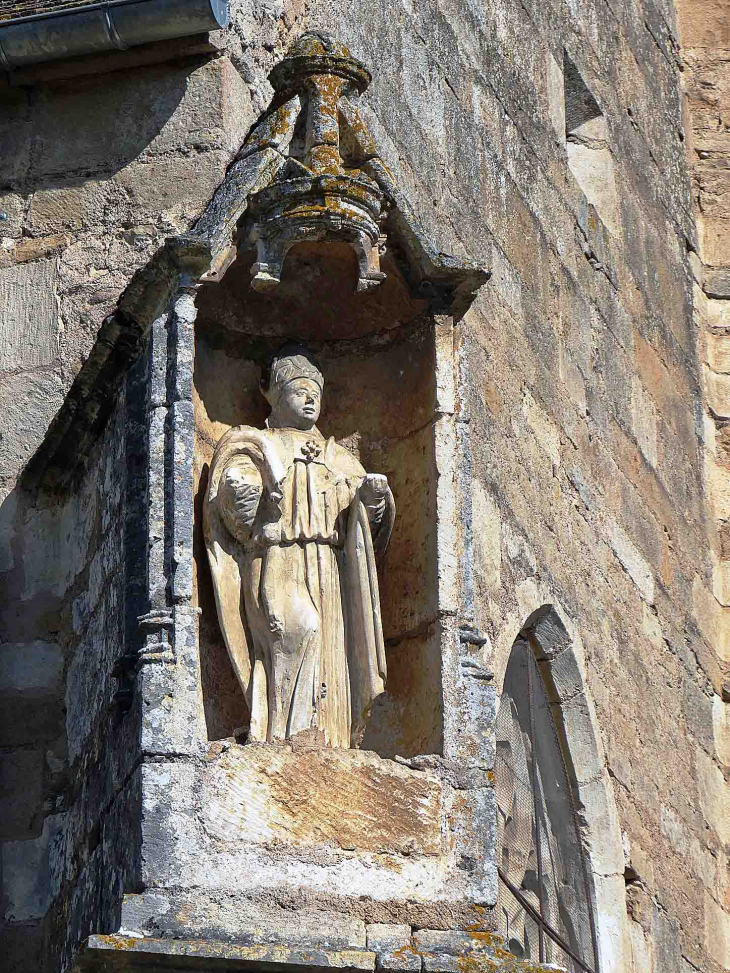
[203,345,395,748]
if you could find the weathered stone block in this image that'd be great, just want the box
[605,519,655,604]
[704,889,730,968]
[0,748,44,839]
[1,818,54,922]
[198,744,442,856]
[652,906,681,973]
[707,333,730,374]
[366,924,412,953]
[677,0,730,47]
[121,893,367,950]
[573,773,625,876]
[537,642,583,702]
[555,694,606,786]
[0,370,65,492]
[0,693,64,747]
[0,90,32,186]
[29,181,110,235]
[0,920,47,973]
[682,677,715,754]
[412,931,475,956]
[631,376,658,468]
[5,234,72,269]
[133,744,482,907]
[0,640,64,694]
[705,368,730,419]
[695,747,730,845]
[703,269,730,299]
[522,388,561,468]
[700,215,730,267]
[0,193,26,238]
[0,260,58,370]
[74,936,377,972]
[377,951,422,971]
[375,422,438,638]
[113,152,230,220]
[421,957,460,973]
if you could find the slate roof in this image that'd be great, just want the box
[0,0,98,22]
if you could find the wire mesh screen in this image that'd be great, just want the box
[495,639,599,973]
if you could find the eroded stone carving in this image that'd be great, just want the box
[245,33,390,294]
[203,345,394,748]
[169,32,488,319]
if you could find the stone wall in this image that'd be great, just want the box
[291,2,727,965]
[0,0,727,971]
[0,387,132,970]
[672,3,730,968]
[0,25,261,971]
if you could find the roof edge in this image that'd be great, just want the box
[0,0,228,70]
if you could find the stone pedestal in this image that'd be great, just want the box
[100,742,496,938]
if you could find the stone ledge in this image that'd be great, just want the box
[74,936,377,972]
[120,893,367,952]
[73,934,565,973]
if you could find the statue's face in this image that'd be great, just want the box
[273,378,322,429]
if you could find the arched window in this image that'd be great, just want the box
[495,630,600,972]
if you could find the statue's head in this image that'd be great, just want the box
[262,344,324,430]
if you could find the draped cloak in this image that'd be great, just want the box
[203,424,394,748]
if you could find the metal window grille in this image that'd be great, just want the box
[495,636,599,973]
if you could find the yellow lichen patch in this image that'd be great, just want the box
[95,935,144,951]
[457,954,501,973]
[391,944,423,962]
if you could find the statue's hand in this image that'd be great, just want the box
[360,473,389,503]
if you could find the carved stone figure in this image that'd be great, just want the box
[204,345,395,748]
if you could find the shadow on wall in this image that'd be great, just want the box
[0,50,214,514]
[0,47,211,750]
[0,378,139,970]
[1,56,196,197]
[0,487,69,840]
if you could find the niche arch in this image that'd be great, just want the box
[494,602,627,973]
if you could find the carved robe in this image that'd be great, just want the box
[204,425,394,748]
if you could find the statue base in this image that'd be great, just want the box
[120,742,494,916]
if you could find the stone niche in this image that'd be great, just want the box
[193,242,442,758]
[64,32,542,973]
[176,236,484,920]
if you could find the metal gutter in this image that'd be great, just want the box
[0,0,229,69]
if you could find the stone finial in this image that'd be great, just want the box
[269,31,372,101]
[246,32,389,293]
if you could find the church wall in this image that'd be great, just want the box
[298,1,725,971]
[0,387,135,971]
[0,0,726,971]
